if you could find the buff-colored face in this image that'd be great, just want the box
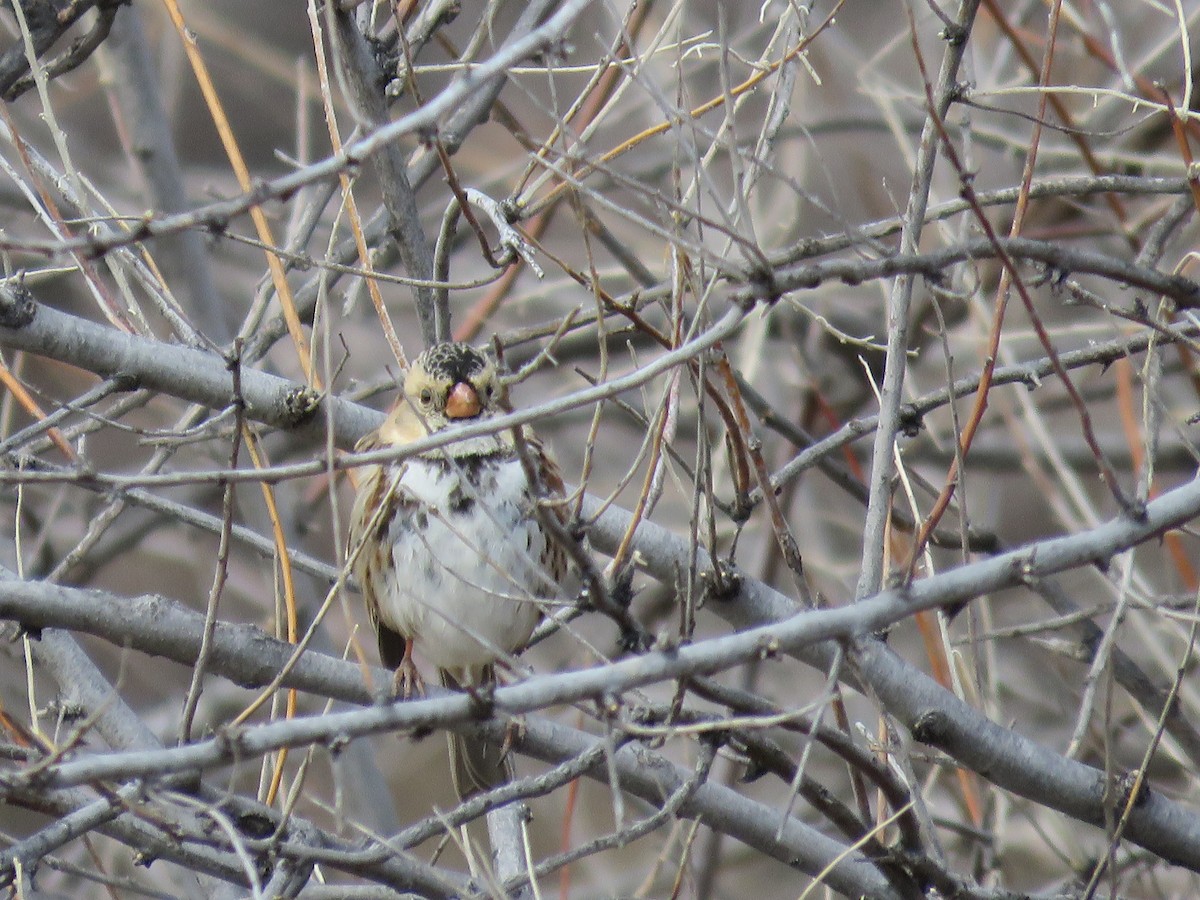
[403,343,505,430]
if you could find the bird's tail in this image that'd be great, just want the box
[440,666,512,800]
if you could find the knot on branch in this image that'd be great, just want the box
[743,264,782,308]
[1035,262,1071,291]
[1114,770,1152,811]
[946,79,971,103]
[940,25,968,46]
[0,281,36,329]
[897,405,924,437]
[235,811,276,841]
[910,709,953,748]
[499,196,523,224]
[619,625,651,655]
[279,386,321,428]
[701,559,743,604]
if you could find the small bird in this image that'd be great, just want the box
[349,342,568,799]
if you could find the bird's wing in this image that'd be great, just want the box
[348,430,412,663]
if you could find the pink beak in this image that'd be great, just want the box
[444,382,482,419]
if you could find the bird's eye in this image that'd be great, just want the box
[419,388,434,406]
[484,383,494,397]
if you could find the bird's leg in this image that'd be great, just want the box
[392,638,425,699]
[499,716,526,760]
[486,668,524,759]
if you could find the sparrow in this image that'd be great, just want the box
[348,342,568,799]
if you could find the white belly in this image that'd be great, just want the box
[375,455,549,670]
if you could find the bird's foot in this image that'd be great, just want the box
[392,656,426,699]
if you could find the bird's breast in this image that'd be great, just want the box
[373,453,548,669]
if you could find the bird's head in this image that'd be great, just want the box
[400,342,507,434]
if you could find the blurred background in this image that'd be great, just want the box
[0,0,1199,897]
